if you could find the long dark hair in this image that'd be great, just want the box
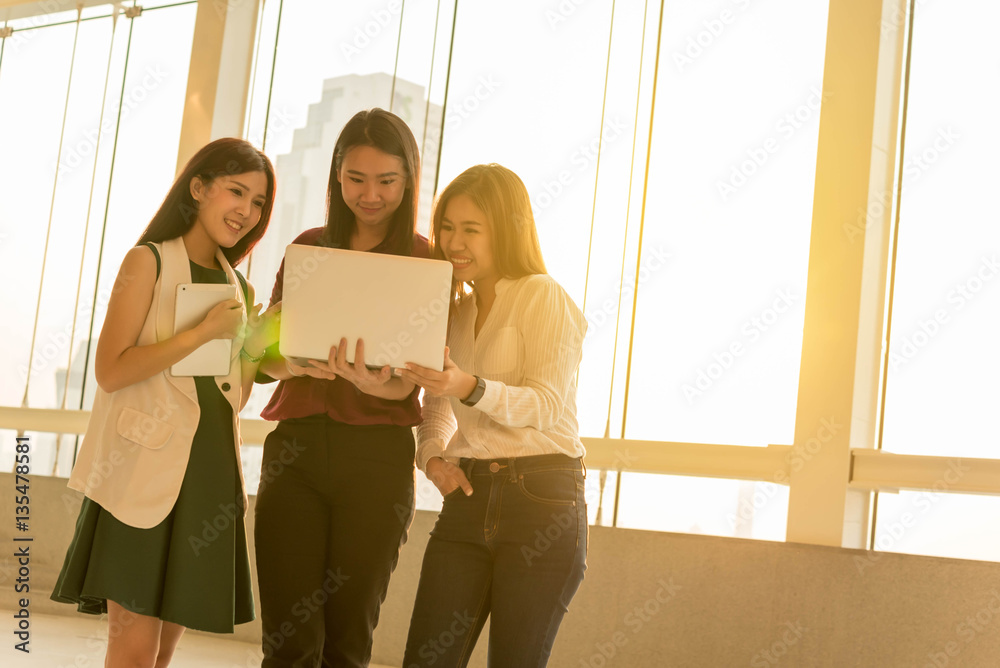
[136,138,275,265]
[321,108,420,255]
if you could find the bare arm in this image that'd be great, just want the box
[94,246,243,393]
[257,346,295,381]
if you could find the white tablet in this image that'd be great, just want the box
[171,283,237,377]
[279,244,452,371]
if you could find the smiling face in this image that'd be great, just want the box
[336,145,408,237]
[190,171,268,247]
[439,193,498,287]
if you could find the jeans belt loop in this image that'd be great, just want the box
[507,457,519,482]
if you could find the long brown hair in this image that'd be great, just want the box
[136,138,275,265]
[321,108,420,255]
[432,163,546,302]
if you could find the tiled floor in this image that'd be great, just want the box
[1,609,393,667]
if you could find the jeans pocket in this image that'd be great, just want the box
[516,469,580,506]
[442,486,466,502]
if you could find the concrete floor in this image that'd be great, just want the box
[1,609,393,667]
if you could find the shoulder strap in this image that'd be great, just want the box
[141,242,161,281]
[235,270,249,303]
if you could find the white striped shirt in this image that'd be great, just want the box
[415,273,588,471]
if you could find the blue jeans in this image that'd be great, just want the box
[403,454,588,667]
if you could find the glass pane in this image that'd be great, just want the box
[1,7,195,475]
[624,1,830,447]
[242,444,264,494]
[243,0,281,150]
[435,0,622,294]
[8,9,79,30]
[81,6,117,20]
[616,473,788,541]
[873,491,1000,563]
[881,1,1000,459]
[142,0,197,8]
[23,15,125,421]
[0,22,77,411]
[72,4,198,414]
[434,0,653,446]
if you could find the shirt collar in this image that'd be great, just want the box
[493,276,516,296]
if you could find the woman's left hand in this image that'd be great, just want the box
[399,347,477,399]
[243,301,281,356]
[310,337,392,391]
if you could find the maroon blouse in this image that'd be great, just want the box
[258,227,431,426]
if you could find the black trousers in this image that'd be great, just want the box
[254,416,415,667]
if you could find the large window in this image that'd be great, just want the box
[0,3,198,475]
[4,0,999,562]
[240,0,830,541]
[873,0,1000,561]
[605,0,829,539]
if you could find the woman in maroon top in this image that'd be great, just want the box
[253,108,426,667]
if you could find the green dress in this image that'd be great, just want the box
[50,257,255,633]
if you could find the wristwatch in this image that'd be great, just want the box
[461,375,486,407]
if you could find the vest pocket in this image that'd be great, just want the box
[116,406,174,449]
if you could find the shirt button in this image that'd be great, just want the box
[489,462,500,473]
[221,382,231,391]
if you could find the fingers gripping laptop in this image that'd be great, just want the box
[279,244,453,372]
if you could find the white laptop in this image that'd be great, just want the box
[279,244,453,371]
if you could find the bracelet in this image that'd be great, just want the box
[240,346,265,363]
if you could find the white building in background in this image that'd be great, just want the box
[251,73,442,296]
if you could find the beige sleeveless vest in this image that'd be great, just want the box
[68,236,248,528]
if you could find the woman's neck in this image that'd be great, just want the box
[350,221,389,251]
[474,277,498,312]
[181,227,221,268]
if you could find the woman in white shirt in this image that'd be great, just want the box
[399,163,588,666]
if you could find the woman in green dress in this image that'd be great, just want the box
[51,138,279,667]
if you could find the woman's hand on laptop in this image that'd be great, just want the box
[400,347,477,400]
[287,358,334,379]
[310,337,393,392]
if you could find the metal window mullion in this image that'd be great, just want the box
[20,7,83,417]
[389,0,406,110]
[63,9,124,470]
[76,10,139,423]
[419,0,446,164]
[612,0,666,528]
[431,0,460,196]
[579,0,617,322]
[242,0,271,281]
[869,0,918,552]
[259,0,284,153]
[0,21,8,73]
[590,0,654,527]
